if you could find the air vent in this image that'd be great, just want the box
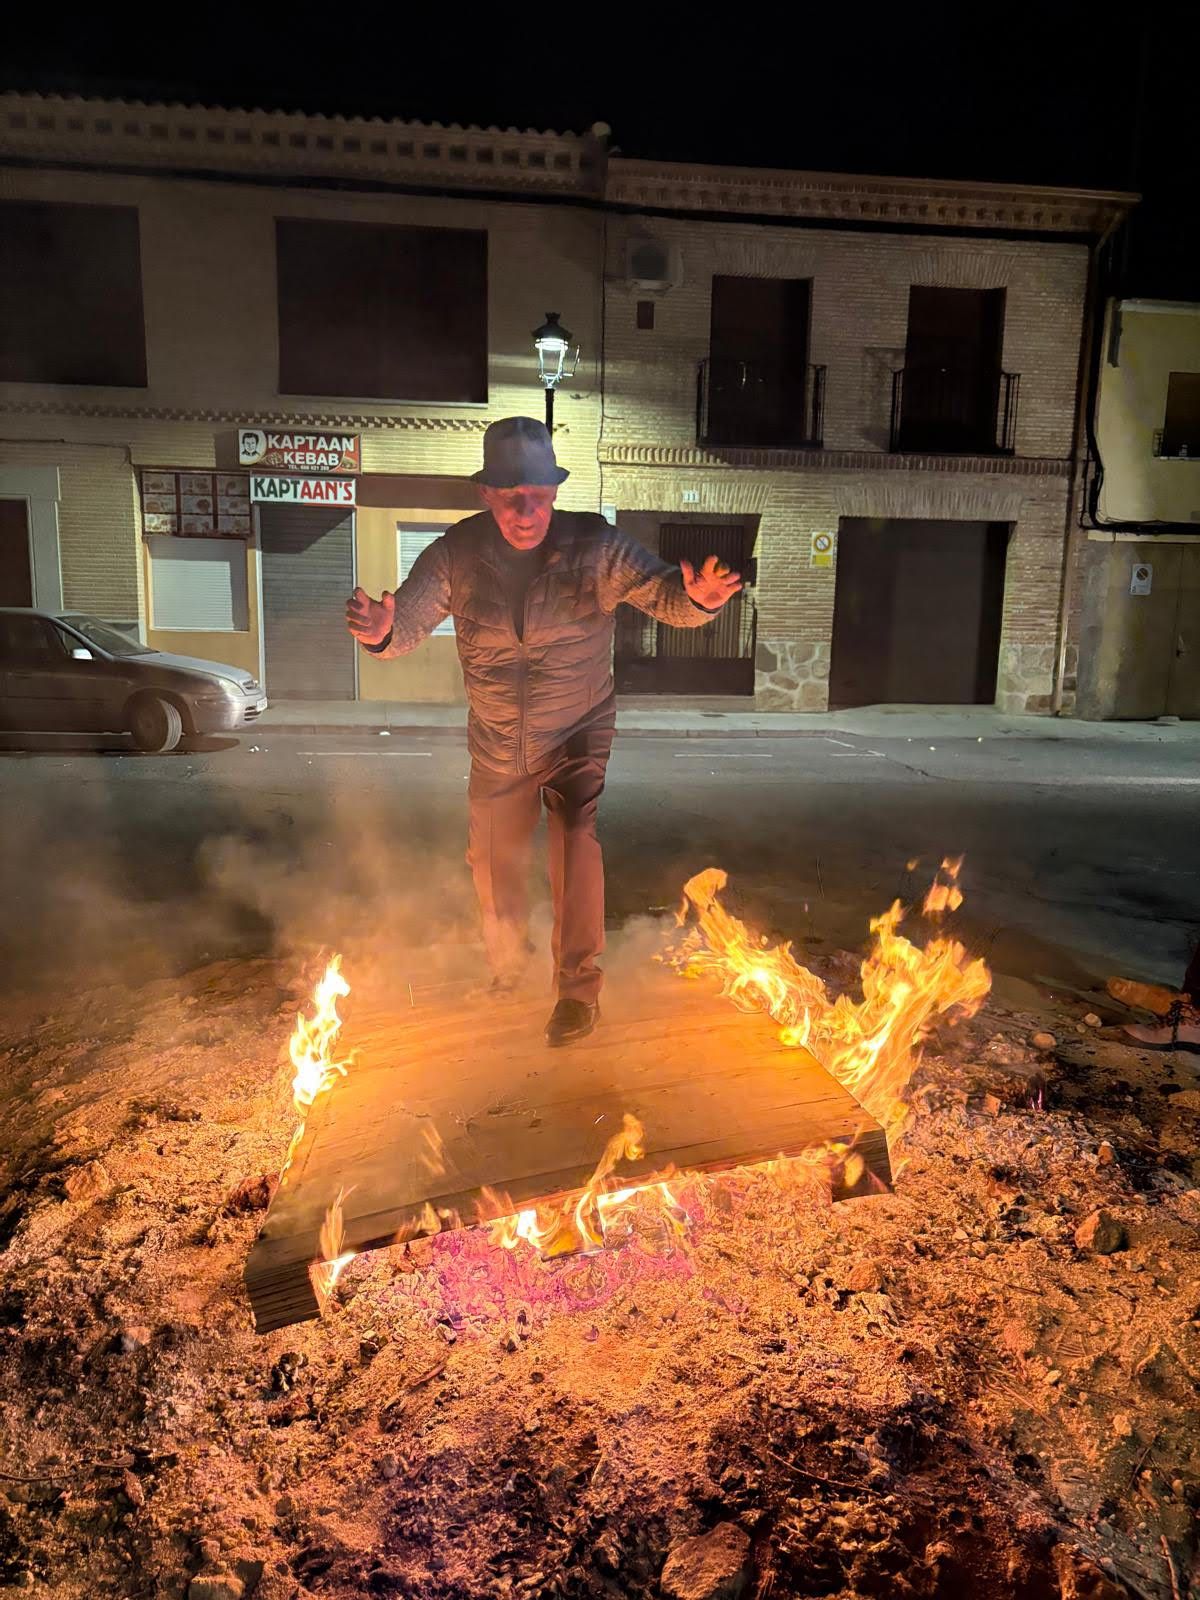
[624,236,682,291]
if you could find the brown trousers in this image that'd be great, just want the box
[467,723,613,1003]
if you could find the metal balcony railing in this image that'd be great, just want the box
[697,358,825,450]
[890,365,1019,455]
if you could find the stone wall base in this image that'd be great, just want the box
[755,637,831,711]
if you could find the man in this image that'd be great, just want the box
[346,416,741,1046]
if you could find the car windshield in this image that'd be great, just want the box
[61,616,152,657]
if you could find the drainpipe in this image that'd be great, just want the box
[1050,215,1123,715]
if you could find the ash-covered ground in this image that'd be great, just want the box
[1,932,1198,1600]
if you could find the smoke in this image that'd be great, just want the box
[0,742,678,1021]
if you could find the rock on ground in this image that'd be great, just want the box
[1073,1208,1127,1254]
[660,1522,751,1600]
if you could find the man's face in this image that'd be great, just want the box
[481,484,558,550]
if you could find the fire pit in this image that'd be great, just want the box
[244,866,987,1333]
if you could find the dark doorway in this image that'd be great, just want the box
[614,519,757,695]
[705,276,812,448]
[897,286,1006,453]
[0,499,33,606]
[829,518,1009,707]
[259,505,356,699]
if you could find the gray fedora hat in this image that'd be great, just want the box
[471,416,570,487]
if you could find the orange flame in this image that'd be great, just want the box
[923,855,965,915]
[486,1113,686,1257]
[310,1185,356,1302]
[281,956,352,1182]
[674,867,989,1131]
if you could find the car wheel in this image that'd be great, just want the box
[129,695,183,754]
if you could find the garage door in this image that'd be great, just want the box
[260,505,355,700]
[830,518,1009,708]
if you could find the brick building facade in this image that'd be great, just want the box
[0,94,1134,712]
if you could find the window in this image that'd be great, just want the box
[704,275,814,448]
[397,524,454,635]
[1161,373,1200,459]
[148,537,248,632]
[0,201,147,386]
[896,286,1008,454]
[276,218,488,402]
[0,613,64,662]
[636,299,655,330]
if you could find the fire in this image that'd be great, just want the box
[281,955,352,1182]
[923,855,965,915]
[673,866,989,1131]
[310,1186,356,1301]
[487,1113,689,1257]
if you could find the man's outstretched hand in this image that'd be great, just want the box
[346,586,395,646]
[680,554,743,611]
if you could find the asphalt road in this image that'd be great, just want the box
[2,725,1198,998]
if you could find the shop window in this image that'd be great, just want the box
[0,200,147,386]
[148,537,248,632]
[397,524,454,635]
[1161,372,1200,459]
[277,219,487,402]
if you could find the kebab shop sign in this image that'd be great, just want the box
[238,429,360,473]
[250,475,356,506]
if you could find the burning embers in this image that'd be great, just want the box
[283,863,990,1312]
[670,863,990,1132]
[485,1115,691,1258]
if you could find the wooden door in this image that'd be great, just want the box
[901,287,1005,452]
[830,519,1009,707]
[707,276,811,448]
[0,499,32,606]
[1167,543,1200,718]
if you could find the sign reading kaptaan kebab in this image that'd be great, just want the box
[250,475,356,506]
[238,429,360,473]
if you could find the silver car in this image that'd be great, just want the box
[0,608,268,752]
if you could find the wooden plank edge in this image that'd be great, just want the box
[244,1121,891,1332]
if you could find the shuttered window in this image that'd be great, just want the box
[0,200,147,386]
[397,524,454,636]
[148,537,248,631]
[276,218,487,402]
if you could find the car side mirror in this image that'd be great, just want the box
[70,647,93,661]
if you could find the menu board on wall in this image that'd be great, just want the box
[141,471,252,538]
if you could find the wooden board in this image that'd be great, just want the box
[244,959,892,1332]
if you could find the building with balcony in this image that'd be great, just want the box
[0,94,1135,712]
[599,160,1133,713]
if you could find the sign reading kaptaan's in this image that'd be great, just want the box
[239,429,361,473]
[249,475,356,506]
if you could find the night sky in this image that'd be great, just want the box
[5,7,1197,298]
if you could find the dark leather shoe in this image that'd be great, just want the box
[545,998,599,1047]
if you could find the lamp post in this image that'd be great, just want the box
[532,311,579,433]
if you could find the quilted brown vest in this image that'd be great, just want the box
[446,509,621,775]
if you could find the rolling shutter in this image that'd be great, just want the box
[148,536,248,631]
[259,505,355,700]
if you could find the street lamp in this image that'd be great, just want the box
[532,311,579,433]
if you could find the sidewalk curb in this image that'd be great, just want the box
[252,723,835,739]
